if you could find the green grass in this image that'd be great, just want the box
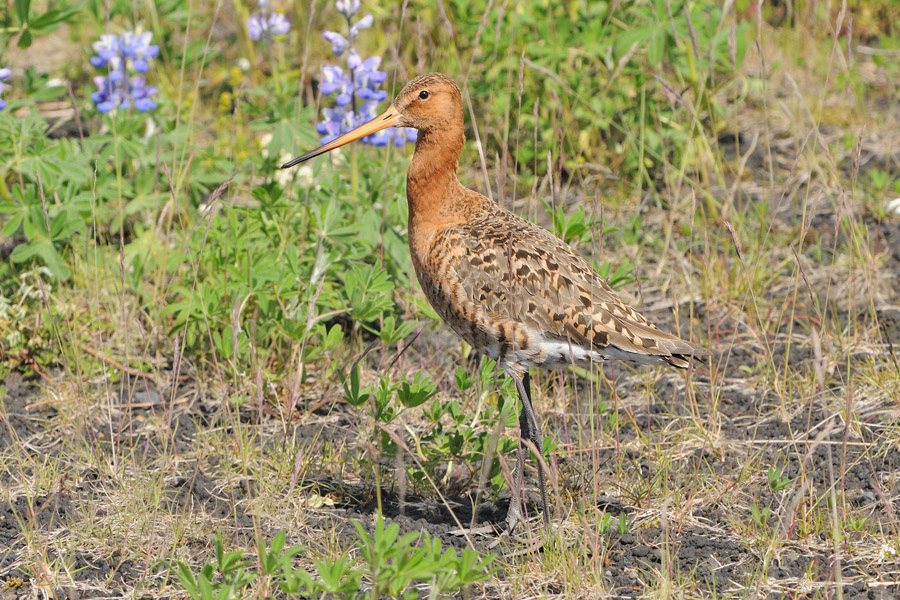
[2,0,900,598]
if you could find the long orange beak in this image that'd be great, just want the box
[280,105,405,169]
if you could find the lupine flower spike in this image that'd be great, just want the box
[247,0,291,42]
[89,31,159,113]
[0,67,10,110]
[317,1,415,147]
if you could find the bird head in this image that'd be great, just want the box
[281,72,461,169]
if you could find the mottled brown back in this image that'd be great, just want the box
[410,183,707,374]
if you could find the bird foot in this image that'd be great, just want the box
[448,523,498,537]
[486,518,553,553]
[449,497,529,538]
[449,515,548,554]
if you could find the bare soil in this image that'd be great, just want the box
[2,214,899,599]
[3,72,900,597]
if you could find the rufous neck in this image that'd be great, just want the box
[406,126,464,218]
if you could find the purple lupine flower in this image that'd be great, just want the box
[335,0,359,18]
[355,56,387,102]
[248,11,291,41]
[349,14,372,40]
[120,31,160,73]
[376,127,417,147]
[316,2,415,148]
[89,31,159,113]
[90,34,122,71]
[0,67,10,111]
[320,65,353,106]
[127,77,158,111]
[346,49,363,71]
[91,75,158,113]
[90,76,117,113]
[271,13,291,35]
[317,106,359,144]
[357,100,389,146]
[322,30,348,56]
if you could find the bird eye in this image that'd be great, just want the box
[418,90,430,100]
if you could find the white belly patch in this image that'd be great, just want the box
[526,338,668,369]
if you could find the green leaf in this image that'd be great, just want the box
[647,26,666,67]
[10,239,69,280]
[2,211,25,237]
[30,4,83,32]
[196,573,213,600]
[342,365,370,407]
[613,24,656,57]
[324,324,343,350]
[18,28,33,48]
[30,85,67,102]
[175,561,198,592]
[396,373,438,409]
[14,0,30,22]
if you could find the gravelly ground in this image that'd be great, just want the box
[3,65,900,598]
[2,214,898,600]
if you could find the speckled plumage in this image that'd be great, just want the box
[282,72,707,534]
[393,74,707,377]
[412,191,706,376]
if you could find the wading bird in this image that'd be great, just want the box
[281,73,707,535]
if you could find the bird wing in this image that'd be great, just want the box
[446,208,707,366]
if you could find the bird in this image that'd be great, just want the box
[281,72,707,536]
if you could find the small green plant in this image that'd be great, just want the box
[618,513,628,535]
[454,365,476,392]
[0,266,59,373]
[544,200,593,245]
[341,355,522,497]
[867,167,891,193]
[2,0,81,49]
[605,409,620,432]
[597,511,628,536]
[597,511,615,534]
[750,504,771,531]
[766,467,792,492]
[172,516,495,599]
[595,260,637,290]
[846,516,868,532]
[353,514,495,599]
[365,314,418,345]
[173,532,258,600]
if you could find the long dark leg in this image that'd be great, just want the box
[461,371,547,539]
[503,401,527,532]
[504,374,532,532]
[515,371,550,527]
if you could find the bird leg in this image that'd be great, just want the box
[505,371,550,533]
[449,403,528,539]
[452,371,550,543]
[503,400,528,533]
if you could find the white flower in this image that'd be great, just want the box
[295,164,314,188]
[275,153,315,188]
[141,117,157,144]
[259,132,273,157]
[329,147,346,167]
[887,197,900,217]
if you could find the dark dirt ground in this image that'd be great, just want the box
[2,348,898,598]
[2,214,899,600]
[3,68,900,598]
